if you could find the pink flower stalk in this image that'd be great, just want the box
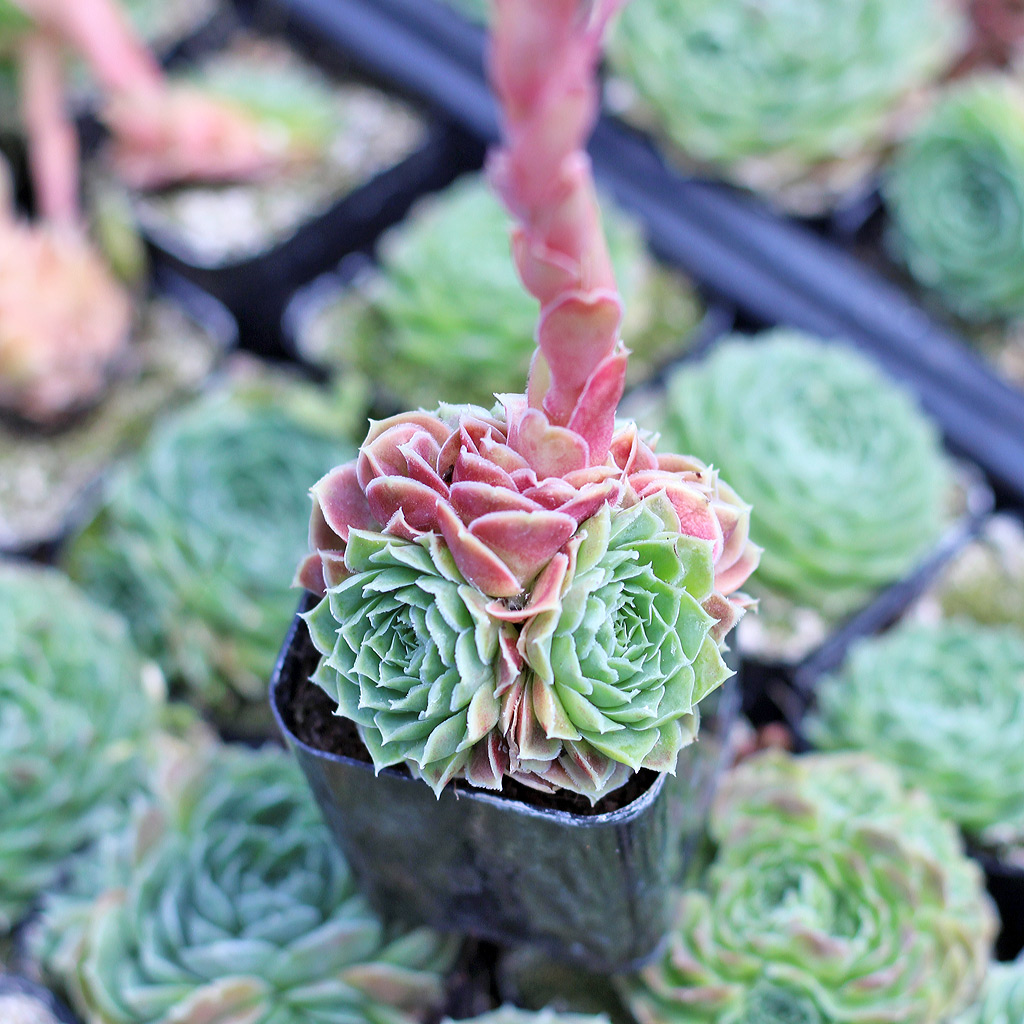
[298,0,761,621]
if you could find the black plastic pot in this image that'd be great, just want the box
[0,976,81,1024]
[270,600,737,973]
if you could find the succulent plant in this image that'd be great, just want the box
[886,77,1024,322]
[809,622,1024,849]
[657,330,949,620]
[0,220,131,425]
[67,375,355,735]
[36,743,459,1024]
[307,492,733,799]
[0,561,158,932]
[297,176,702,410]
[953,959,1024,1024]
[624,750,995,1024]
[296,0,760,802]
[607,0,964,212]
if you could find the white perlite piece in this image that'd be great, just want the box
[0,994,60,1024]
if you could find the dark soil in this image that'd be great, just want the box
[276,618,656,817]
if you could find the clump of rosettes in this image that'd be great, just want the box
[300,403,759,802]
[0,221,130,425]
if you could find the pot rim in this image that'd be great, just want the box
[269,606,671,829]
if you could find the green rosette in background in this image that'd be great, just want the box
[296,176,702,410]
[607,0,963,212]
[954,959,1024,1024]
[623,750,994,1024]
[35,743,459,1024]
[809,622,1024,850]
[886,78,1024,322]
[0,562,159,932]
[66,373,356,737]
[657,330,949,620]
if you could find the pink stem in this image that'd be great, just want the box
[14,0,162,94]
[488,0,629,444]
[18,32,80,224]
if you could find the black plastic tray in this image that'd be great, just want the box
[250,0,1024,503]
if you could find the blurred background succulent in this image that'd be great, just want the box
[294,175,703,411]
[136,34,426,264]
[809,622,1024,854]
[35,742,459,1024]
[607,0,965,213]
[623,750,994,1024]
[954,958,1024,1023]
[886,77,1024,324]
[0,561,159,932]
[652,330,950,655]
[932,514,1024,631]
[66,370,356,737]
[0,220,131,426]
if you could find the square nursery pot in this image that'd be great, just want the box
[270,596,738,973]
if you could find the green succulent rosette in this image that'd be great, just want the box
[0,562,159,932]
[809,622,1024,849]
[306,527,509,794]
[607,0,963,213]
[67,375,355,735]
[657,330,949,622]
[624,751,995,1024]
[296,176,702,410]
[953,960,1024,1024]
[886,78,1024,323]
[307,495,731,802]
[38,743,459,1024]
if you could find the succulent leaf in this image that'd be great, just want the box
[657,330,949,619]
[623,751,995,1024]
[886,77,1024,322]
[0,562,158,932]
[67,376,354,735]
[608,0,964,212]
[809,622,1024,848]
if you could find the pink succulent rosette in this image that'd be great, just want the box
[296,0,761,801]
[297,407,759,626]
